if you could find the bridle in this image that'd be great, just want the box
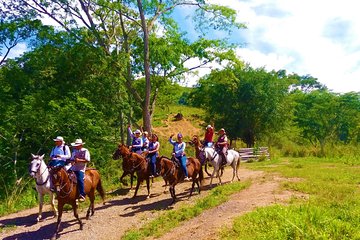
[51,167,73,198]
[30,157,50,186]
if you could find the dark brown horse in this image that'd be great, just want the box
[189,135,224,177]
[49,166,105,239]
[113,144,150,198]
[156,155,203,205]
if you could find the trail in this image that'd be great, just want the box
[0,167,305,240]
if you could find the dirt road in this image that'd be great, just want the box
[0,166,303,240]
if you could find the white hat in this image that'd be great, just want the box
[134,129,141,134]
[206,125,212,129]
[143,131,148,135]
[71,139,85,146]
[53,136,64,142]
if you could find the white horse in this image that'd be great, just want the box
[202,147,240,187]
[29,154,58,222]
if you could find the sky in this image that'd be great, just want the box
[2,0,359,93]
[179,0,360,93]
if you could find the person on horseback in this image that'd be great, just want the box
[142,131,150,151]
[215,128,228,166]
[49,136,71,192]
[128,126,143,155]
[147,134,160,178]
[70,139,90,202]
[49,136,71,169]
[169,133,190,181]
[203,124,214,147]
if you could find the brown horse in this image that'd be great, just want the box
[113,150,136,190]
[113,144,150,198]
[156,155,203,205]
[189,135,224,177]
[49,166,105,239]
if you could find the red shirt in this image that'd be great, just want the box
[204,128,214,142]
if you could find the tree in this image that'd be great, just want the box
[293,90,340,155]
[189,65,291,147]
[2,0,245,131]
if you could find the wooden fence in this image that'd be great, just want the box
[237,147,270,162]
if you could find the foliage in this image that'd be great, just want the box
[188,65,291,147]
[221,157,360,239]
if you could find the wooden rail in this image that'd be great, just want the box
[237,147,270,162]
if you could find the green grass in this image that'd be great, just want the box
[220,157,360,239]
[122,180,250,240]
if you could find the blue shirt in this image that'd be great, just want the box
[169,138,186,158]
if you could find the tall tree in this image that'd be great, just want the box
[1,0,244,131]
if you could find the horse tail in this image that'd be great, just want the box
[96,178,106,204]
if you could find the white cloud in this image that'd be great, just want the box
[205,0,360,93]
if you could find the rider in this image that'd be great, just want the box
[169,133,190,181]
[142,131,150,152]
[203,124,214,147]
[49,136,71,191]
[70,139,90,202]
[128,125,143,155]
[148,134,160,178]
[49,136,71,169]
[215,128,228,166]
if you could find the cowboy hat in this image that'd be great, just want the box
[53,136,64,142]
[206,125,212,129]
[134,129,141,134]
[177,133,183,138]
[71,139,85,146]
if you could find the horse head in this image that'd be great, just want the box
[113,143,131,160]
[29,154,45,178]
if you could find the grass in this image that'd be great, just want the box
[122,180,250,240]
[220,157,360,239]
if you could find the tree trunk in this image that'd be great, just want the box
[137,0,152,133]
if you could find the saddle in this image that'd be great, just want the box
[172,156,191,168]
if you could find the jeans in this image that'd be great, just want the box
[149,153,157,175]
[74,171,85,197]
[178,155,188,177]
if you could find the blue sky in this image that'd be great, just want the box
[178,0,360,93]
[2,0,359,93]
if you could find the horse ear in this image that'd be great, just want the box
[31,153,36,159]
[40,154,45,159]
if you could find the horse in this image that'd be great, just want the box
[49,164,105,239]
[189,135,224,177]
[29,154,58,222]
[112,150,136,190]
[156,155,203,205]
[113,144,150,198]
[202,146,241,187]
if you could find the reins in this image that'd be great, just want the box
[52,168,74,198]
[31,158,50,186]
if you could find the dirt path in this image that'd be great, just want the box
[0,166,304,240]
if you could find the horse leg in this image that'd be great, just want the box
[204,162,211,177]
[86,191,95,219]
[146,177,150,199]
[209,167,217,187]
[169,186,176,205]
[50,192,58,218]
[189,180,195,198]
[52,203,64,240]
[132,178,141,198]
[119,171,129,187]
[37,192,43,222]
[72,202,83,230]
